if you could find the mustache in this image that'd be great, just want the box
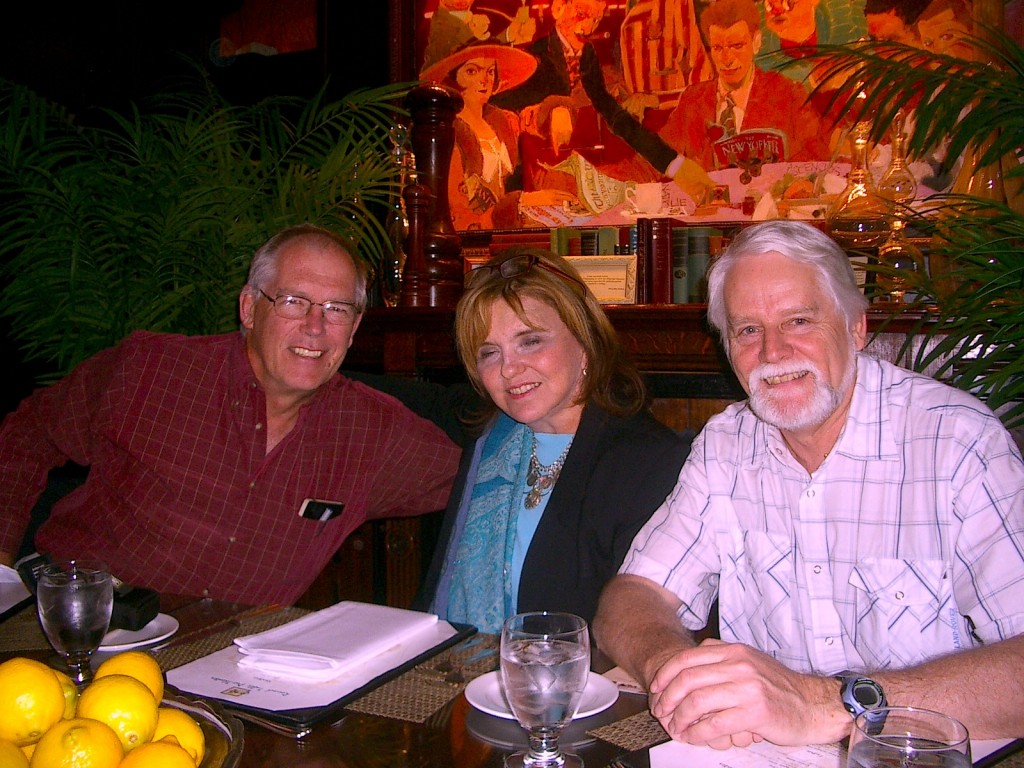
[747,361,817,391]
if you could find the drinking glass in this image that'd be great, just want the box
[36,560,114,686]
[499,611,590,768]
[847,706,971,768]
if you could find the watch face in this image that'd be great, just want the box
[851,678,885,709]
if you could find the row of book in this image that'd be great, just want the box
[483,221,727,304]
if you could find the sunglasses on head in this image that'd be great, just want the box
[470,253,588,297]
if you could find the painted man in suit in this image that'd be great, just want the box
[659,0,833,171]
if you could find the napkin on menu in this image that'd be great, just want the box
[0,564,31,615]
[233,601,438,682]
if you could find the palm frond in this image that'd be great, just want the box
[0,69,412,381]
[787,34,1024,429]
[792,30,1024,171]
[864,198,1024,429]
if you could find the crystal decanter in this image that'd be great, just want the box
[826,120,890,250]
[876,110,923,304]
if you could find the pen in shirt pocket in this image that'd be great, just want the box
[298,498,345,537]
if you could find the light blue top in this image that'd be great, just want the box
[509,432,574,611]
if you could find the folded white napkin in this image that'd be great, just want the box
[233,601,438,682]
[0,564,31,615]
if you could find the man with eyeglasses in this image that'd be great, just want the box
[0,224,460,605]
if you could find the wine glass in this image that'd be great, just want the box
[499,611,590,768]
[847,706,971,768]
[36,560,114,686]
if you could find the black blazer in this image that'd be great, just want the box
[419,403,692,628]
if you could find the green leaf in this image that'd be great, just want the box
[0,71,412,381]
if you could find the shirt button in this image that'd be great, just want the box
[825,636,834,646]
[895,590,905,600]
[813,565,822,574]
[255,423,264,431]
[807,489,815,497]
[202,588,210,596]
[229,536,236,543]
[249,481,256,489]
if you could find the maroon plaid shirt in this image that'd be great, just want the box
[0,331,459,604]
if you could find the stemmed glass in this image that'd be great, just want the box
[499,612,590,768]
[847,706,972,768]
[36,560,114,686]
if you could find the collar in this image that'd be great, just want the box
[556,27,584,58]
[719,76,754,113]
[229,332,258,396]
[750,354,900,469]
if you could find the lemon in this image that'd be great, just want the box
[52,670,78,720]
[28,718,123,768]
[94,652,164,704]
[0,658,66,746]
[151,708,205,765]
[115,738,196,768]
[76,675,157,753]
[0,738,30,768]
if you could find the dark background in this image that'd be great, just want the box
[0,1,391,111]
[0,1,392,413]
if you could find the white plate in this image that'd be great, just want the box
[100,613,179,652]
[465,670,618,720]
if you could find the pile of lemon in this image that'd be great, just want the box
[0,651,206,768]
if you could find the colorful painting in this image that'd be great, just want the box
[413,0,989,231]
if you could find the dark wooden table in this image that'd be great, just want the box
[0,595,651,768]
[5,595,1020,768]
[157,598,652,768]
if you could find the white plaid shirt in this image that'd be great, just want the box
[622,354,1024,674]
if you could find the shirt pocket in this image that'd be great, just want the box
[723,530,796,655]
[849,558,960,669]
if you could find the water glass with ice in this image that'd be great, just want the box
[36,560,114,686]
[499,611,590,768]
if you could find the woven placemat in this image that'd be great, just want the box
[0,605,49,652]
[152,606,308,671]
[345,633,500,724]
[587,710,669,753]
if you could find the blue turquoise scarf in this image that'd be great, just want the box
[443,414,532,634]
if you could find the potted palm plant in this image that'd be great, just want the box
[805,30,1024,430]
[0,66,409,383]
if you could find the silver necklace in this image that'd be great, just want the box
[525,437,573,509]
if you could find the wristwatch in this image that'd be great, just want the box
[837,672,888,734]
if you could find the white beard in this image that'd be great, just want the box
[747,350,856,433]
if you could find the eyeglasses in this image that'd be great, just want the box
[470,254,588,297]
[259,290,360,326]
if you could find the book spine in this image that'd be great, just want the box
[550,227,583,256]
[596,226,619,255]
[671,226,689,303]
[687,227,714,303]
[649,218,673,304]
[634,218,651,304]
